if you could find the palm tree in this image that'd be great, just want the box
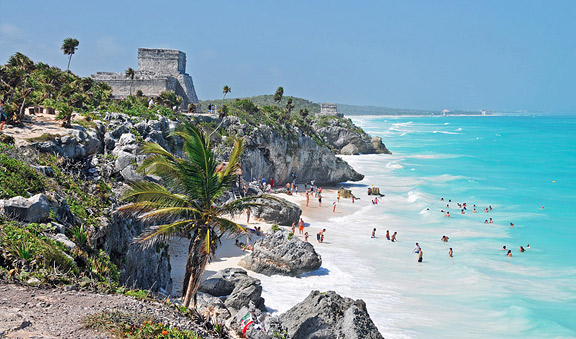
[61,38,79,72]
[273,86,284,104]
[222,85,231,102]
[125,68,136,96]
[118,123,273,308]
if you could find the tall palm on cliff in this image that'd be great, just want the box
[125,67,136,96]
[222,85,231,103]
[118,123,272,308]
[61,38,79,72]
[273,86,284,104]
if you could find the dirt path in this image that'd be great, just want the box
[0,283,217,338]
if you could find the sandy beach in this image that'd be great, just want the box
[168,184,358,296]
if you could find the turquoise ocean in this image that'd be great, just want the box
[257,115,576,338]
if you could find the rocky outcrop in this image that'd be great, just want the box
[314,117,391,155]
[0,194,50,223]
[199,268,266,314]
[280,290,383,339]
[90,214,171,292]
[222,117,364,185]
[251,197,301,226]
[27,126,102,160]
[238,230,321,276]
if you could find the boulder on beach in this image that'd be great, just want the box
[280,290,383,339]
[238,229,322,277]
[251,197,301,226]
[338,187,356,199]
[199,268,266,313]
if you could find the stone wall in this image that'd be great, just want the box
[318,103,342,117]
[138,48,186,75]
[91,48,199,110]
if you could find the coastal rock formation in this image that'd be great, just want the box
[91,215,171,292]
[238,230,321,276]
[314,118,391,155]
[0,194,50,223]
[223,116,364,185]
[27,126,102,160]
[251,196,301,226]
[199,268,266,313]
[280,290,383,339]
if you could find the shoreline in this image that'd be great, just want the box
[168,185,357,296]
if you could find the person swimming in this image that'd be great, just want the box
[391,232,397,242]
[418,248,423,262]
[507,250,512,257]
[502,246,507,251]
[386,230,390,240]
[441,235,449,242]
[520,246,525,252]
[449,248,453,257]
[371,228,376,238]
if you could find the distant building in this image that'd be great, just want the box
[91,48,199,110]
[318,103,343,117]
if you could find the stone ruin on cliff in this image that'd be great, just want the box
[91,48,199,110]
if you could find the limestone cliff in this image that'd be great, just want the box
[313,116,391,155]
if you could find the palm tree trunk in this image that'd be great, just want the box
[66,54,72,72]
[182,235,211,308]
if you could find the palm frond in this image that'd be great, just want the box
[121,181,189,206]
[140,206,202,221]
[214,217,247,238]
[139,219,197,245]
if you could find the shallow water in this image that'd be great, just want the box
[258,115,576,338]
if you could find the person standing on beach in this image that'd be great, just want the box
[418,248,423,262]
[332,201,336,213]
[371,228,376,238]
[0,101,6,131]
[337,192,340,202]
[298,218,304,234]
[449,248,453,257]
[386,230,390,240]
[318,193,322,207]
[304,232,309,242]
[391,232,397,242]
[292,222,296,234]
[306,192,310,207]
[246,208,251,224]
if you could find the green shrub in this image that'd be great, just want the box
[0,153,46,198]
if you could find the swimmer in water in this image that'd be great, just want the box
[520,246,525,252]
[441,235,449,242]
[527,244,530,249]
[371,228,376,238]
[502,246,507,251]
[413,243,420,253]
[445,212,451,217]
[510,222,514,227]
[507,250,512,257]
[418,248,423,262]
[391,232,397,242]
[386,230,390,240]
[449,248,453,257]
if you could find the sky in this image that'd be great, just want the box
[1,1,575,113]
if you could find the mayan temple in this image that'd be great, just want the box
[91,48,199,110]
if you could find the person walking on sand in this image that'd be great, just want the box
[386,230,390,240]
[391,232,397,242]
[246,208,251,224]
[418,248,423,262]
[449,248,453,257]
[333,201,336,213]
[304,232,309,242]
[371,228,376,238]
